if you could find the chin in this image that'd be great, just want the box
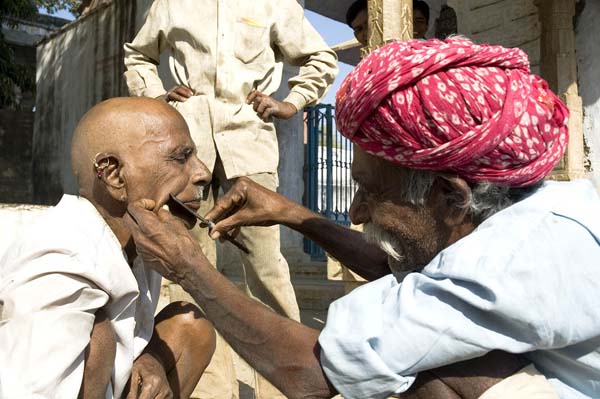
[387,256,416,275]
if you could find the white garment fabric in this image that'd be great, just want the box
[478,364,559,399]
[0,195,162,398]
[319,180,600,399]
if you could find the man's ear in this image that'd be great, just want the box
[94,153,127,202]
[429,174,472,227]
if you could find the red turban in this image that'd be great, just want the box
[336,37,569,187]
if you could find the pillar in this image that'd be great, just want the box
[538,0,585,180]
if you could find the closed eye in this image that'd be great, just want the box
[168,146,194,164]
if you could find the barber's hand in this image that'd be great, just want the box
[246,90,298,121]
[157,85,193,103]
[124,199,208,283]
[204,177,291,240]
[126,353,173,399]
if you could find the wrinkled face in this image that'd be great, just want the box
[351,9,368,46]
[349,148,448,274]
[413,8,428,39]
[123,112,211,228]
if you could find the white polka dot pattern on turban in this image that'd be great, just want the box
[335,37,569,187]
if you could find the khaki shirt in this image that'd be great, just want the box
[124,0,338,178]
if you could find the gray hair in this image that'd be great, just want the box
[398,168,542,222]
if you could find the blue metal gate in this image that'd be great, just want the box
[304,104,356,260]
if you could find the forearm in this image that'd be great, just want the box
[178,257,336,399]
[281,202,390,281]
[285,50,338,109]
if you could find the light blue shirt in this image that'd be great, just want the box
[319,180,600,399]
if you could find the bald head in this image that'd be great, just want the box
[71,97,189,193]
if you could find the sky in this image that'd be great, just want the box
[304,10,355,106]
[39,6,355,106]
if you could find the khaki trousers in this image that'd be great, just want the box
[183,158,300,399]
[478,364,559,399]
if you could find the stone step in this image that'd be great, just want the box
[291,277,344,311]
[290,260,329,279]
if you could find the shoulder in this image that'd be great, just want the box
[1,196,123,285]
[424,180,600,286]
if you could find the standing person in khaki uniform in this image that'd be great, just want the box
[123,0,338,397]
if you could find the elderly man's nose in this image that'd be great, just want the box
[192,157,212,186]
[349,196,370,225]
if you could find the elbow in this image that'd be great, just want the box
[274,365,335,399]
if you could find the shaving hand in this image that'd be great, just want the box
[167,194,249,253]
[204,177,295,240]
[125,199,209,283]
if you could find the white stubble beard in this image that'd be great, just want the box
[363,222,414,276]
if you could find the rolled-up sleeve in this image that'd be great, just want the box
[0,253,109,398]
[272,0,338,110]
[319,212,600,399]
[123,0,169,98]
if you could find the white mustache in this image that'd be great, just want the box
[363,223,404,262]
[191,185,206,202]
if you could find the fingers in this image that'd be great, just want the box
[125,199,158,233]
[167,85,193,102]
[247,91,279,122]
[246,89,261,104]
[251,95,267,113]
[255,99,276,121]
[137,377,160,399]
[204,190,246,224]
[136,198,157,211]
[125,370,141,399]
[260,106,275,121]
[205,195,248,240]
[167,92,188,102]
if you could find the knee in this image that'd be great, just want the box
[159,301,216,354]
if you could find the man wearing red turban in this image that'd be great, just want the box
[336,37,568,188]
[122,38,600,399]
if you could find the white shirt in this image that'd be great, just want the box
[0,195,162,398]
[319,180,600,399]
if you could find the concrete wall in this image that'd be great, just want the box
[33,0,138,205]
[1,15,68,205]
[0,108,34,204]
[448,0,541,73]
[576,0,600,185]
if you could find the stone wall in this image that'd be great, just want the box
[33,0,138,205]
[447,0,600,182]
[575,0,600,185]
[448,0,541,73]
[1,14,68,204]
[0,109,34,204]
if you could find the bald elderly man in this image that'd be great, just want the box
[0,98,216,398]
[126,38,600,398]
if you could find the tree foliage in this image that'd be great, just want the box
[36,0,81,14]
[1,0,80,108]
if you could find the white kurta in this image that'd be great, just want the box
[0,195,162,398]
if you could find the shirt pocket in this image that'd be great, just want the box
[234,17,268,64]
